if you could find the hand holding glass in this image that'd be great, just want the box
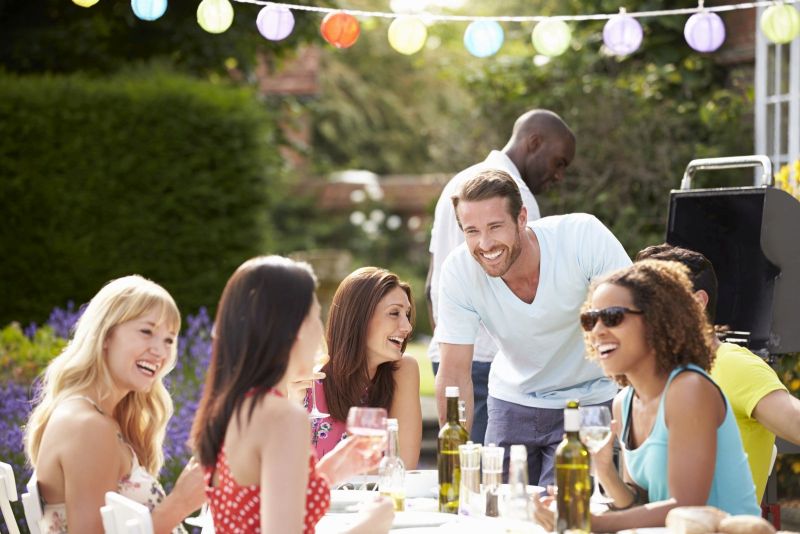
[579,405,613,503]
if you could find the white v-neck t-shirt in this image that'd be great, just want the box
[435,213,630,409]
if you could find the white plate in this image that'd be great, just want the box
[392,511,456,529]
[328,490,377,512]
[617,529,668,534]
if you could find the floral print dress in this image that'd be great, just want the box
[37,446,185,534]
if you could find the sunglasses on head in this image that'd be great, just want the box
[580,306,644,331]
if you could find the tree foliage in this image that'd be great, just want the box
[0,0,331,75]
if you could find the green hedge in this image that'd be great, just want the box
[0,71,283,325]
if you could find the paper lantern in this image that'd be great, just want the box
[131,0,167,21]
[464,20,504,58]
[197,0,234,34]
[603,11,643,56]
[388,16,427,55]
[531,19,571,57]
[760,3,800,44]
[321,12,361,49]
[256,5,295,41]
[684,11,725,52]
[72,0,99,6]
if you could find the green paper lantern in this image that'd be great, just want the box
[197,0,234,34]
[73,0,100,6]
[760,4,800,45]
[388,16,427,55]
[531,19,571,57]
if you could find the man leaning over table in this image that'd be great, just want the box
[425,109,576,445]
[636,243,800,502]
[434,169,631,486]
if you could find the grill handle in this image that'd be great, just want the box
[680,155,773,190]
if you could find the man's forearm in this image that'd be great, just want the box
[435,343,474,428]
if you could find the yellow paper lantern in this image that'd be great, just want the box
[760,4,800,45]
[72,0,100,6]
[197,0,234,34]
[388,16,427,55]
[531,18,571,57]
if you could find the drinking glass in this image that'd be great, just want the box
[346,407,388,454]
[308,351,330,419]
[578,405,613,503]
[346,407,388,490]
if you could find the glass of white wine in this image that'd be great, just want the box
[346,407,388,454]
[578,405,613,504]
[308,351,330,419]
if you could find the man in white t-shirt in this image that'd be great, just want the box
[426,110,576,444]
[434,170,631,485]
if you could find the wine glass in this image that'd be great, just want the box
[346,407,388,489]
[308,350,330,419]
[579,405,613,504]
[346,407,388,451]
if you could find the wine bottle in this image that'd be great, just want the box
[438,386,469,513]
[555,399,591,533]
[378,418,406,511]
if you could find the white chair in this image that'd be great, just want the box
[0,462,21,534]
[100,492,154,534]
[21,474,43,534]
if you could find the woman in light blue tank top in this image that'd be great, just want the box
[533,260,759,532]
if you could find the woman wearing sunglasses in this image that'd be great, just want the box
[535,260,759,532]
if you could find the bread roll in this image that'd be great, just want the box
[665,506,729,534]
[718,515,776,534]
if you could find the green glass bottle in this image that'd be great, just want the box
[438,386,469,513]
[555,399,591,533]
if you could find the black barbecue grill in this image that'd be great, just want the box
[665,156,800,524]
[665,155,800,358]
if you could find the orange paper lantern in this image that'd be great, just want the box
[320,12,360,49]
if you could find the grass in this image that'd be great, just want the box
[406,340,435,397]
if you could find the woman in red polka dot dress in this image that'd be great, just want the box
[191,256,394,533]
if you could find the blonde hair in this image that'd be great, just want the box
[25,275,180,475]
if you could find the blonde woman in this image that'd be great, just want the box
[25,275,205,534]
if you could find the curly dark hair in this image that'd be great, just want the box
[583,259,716,386]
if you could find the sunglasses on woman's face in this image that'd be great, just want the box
[580,306,644,332]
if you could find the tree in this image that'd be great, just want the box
[0,0,331,75]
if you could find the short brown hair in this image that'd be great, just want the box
[583,260,715,387]
[451,169,523,227]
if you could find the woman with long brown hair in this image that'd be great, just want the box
[191,256,393,533]
[306,267,422,469]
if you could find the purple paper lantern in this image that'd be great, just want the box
[603,12,643,56]
[684,11,726,53]
[256,5,295,41]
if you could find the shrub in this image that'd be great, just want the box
[0,70,284,327]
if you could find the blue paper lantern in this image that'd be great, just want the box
[131,0,167,21]
[684,11,725,53]
[603,11,643,56]
[257,5,295,41]
[464,20,504,58]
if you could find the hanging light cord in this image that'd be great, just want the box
[231,0,798,22]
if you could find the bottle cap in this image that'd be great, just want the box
[387,418,398,430]
[445,386,460,397]
[510,444,527,461]
[564,404,581,432]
